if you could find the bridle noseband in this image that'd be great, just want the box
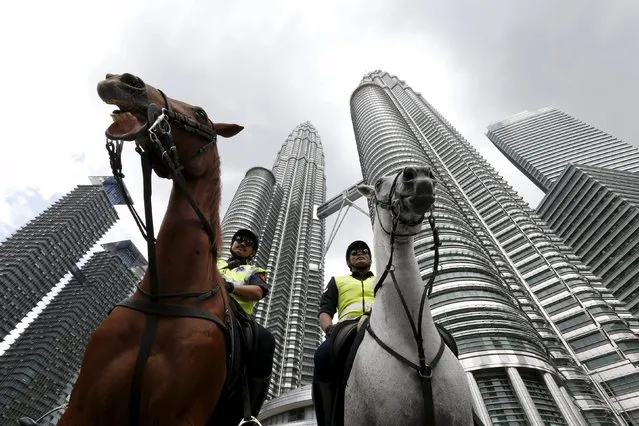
[146,90,218,168]
[373,168,428,237]
[365,167,444,426]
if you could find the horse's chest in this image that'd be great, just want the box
[347,338,471,425]
[347,340,426,421]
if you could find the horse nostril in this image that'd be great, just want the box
[121,73,145,89]
[403,167,416,181]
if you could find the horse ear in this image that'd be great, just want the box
[357,184,375,199]
[213,123,244,138]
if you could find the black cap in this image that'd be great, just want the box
[232,228,259,252]
[345,240,371,263]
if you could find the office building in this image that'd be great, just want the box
[485,107,639,193]
[0,245,144,423]
[349,71,639,425]
[0,179,122,341]
[221,123,326,398]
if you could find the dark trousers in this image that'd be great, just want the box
[207,321,275,425]
[313,339,332,383]
[248,323,275,378]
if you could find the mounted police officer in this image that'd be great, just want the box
[312,240,375,426]
[218,228,275,419]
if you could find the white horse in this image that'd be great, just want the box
[345,166,475,426]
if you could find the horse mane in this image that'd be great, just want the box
[206,148,224,257]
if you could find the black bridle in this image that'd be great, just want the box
[106,89,220,301]
[104,89,241,426]
[365,168,445,426]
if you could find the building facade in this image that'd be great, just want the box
[0,180,121,341]
[220,123,326,398]
[0,245,144,423]
[258,386,316,426]
[536,164,639,317]
[485,107,639,193]
[219,166,283,269]
[350,71,639,425]
[88,175,132,206]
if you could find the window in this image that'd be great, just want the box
[584,352,621,370]
[556,313,593,333]
[287,407,305,422]
[568,331,608,352]
[603,372,639,397]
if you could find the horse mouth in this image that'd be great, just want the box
[405,195,434,213]
[97,73,149,141]
[105,109,148,141]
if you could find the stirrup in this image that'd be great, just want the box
[238,416,262,426]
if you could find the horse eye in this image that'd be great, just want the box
[195,108,208,121]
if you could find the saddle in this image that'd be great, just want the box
[206,299,261,425]
[225,298,259,393]
[330,316,458,380]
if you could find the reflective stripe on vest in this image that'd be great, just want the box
[336,274,375,322]
[217,259,267,315]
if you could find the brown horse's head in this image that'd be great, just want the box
[97,73,243,178]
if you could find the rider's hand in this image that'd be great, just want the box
[325,325,335,337]
[225,281,235,294]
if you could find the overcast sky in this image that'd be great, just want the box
[1,0,638,287]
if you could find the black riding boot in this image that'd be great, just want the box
[312,381,336,426]
[249,374,271,416]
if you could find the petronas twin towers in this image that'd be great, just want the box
[223,71,639,425]
[220,122,326,398]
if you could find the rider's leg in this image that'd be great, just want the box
[312,339,336,426]
[246,323,275,416]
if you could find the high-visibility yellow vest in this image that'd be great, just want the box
[336,274,375,321]
[217,259,267,315]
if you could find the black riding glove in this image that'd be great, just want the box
[225,281,235,294]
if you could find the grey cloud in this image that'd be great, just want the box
[85,1,638,273]
[375,1,639,147]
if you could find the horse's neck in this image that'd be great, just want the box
[370,219,439,349]
[141,174,221,294]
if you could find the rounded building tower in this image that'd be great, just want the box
[349,70,622,425]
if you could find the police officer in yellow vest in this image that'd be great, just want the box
[218,228,275,419]
[312,240,375,426]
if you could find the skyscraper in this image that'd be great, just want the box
[88,175,133,206]
[350,71,639,425]
[221,122,326,398]
[0,179,122,341]
[485,107,639,192]
[535,165,639,316]
[0,244,144,423]
[219,166,283,269]
[101,239,149,281]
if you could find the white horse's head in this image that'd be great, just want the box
[358,166,436,234]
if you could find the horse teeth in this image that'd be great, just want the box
[111,111,126,121]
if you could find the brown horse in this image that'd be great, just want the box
[56,73,243,425]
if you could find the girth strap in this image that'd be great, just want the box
[113,298,230,425]
[129,313,158,425]
[366,322,446,426]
